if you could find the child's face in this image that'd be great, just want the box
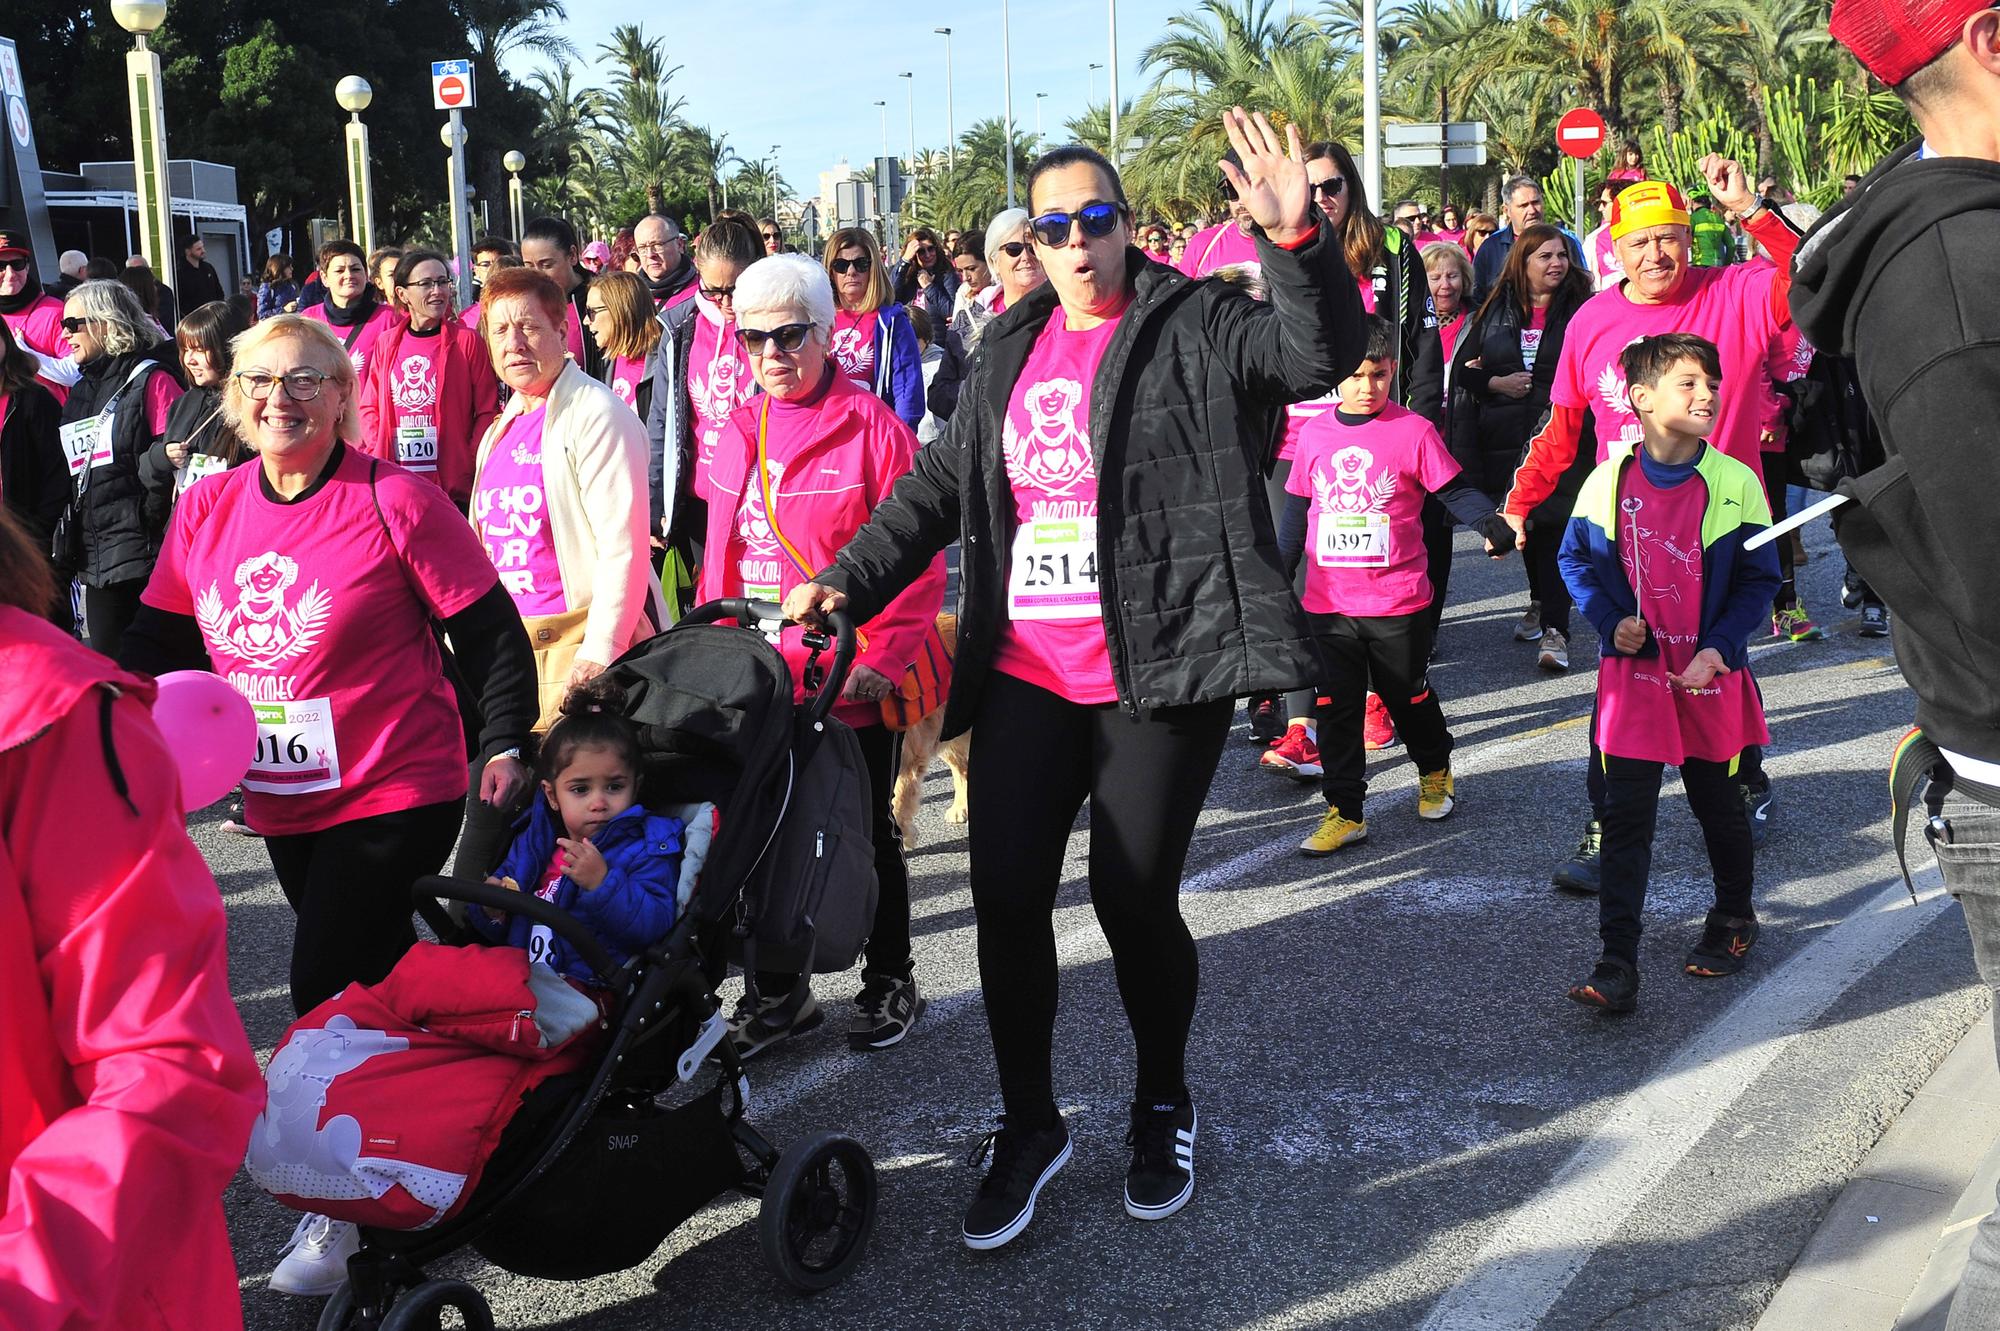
[542,743,637,841]
[1630,356,1719,440]
[1338,358,1395,415]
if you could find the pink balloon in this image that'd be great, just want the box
[152,671,257,811]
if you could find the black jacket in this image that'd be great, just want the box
[138,384,247,531]
[1792,141,2000,762]
[62,345,182,587]
[818,229,1365,737]
[643,296,704,542]
[176,256,226,311]
[0,381,66,546]
[1449,286,1590,509]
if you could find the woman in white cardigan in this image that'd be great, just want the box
[471,265,658,715]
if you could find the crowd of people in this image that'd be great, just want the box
[7,0,1995,1318]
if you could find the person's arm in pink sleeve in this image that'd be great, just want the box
[852,415,945,679]
[0,688,262,1330]
[143,371,183,439]
[1743,207,1803,328]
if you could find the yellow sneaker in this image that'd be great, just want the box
[1300,808,1368,857]
[1418,768,1456,821]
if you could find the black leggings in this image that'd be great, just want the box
[83,578,148,659]
[1524,516,1572,638]
[757,722,912,992]
[266,799,466,1014]
[968,671,1233,1125]
[1311,610,1454,820]
[1597,753,1755,966]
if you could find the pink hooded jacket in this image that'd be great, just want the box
[0,607,261,1330]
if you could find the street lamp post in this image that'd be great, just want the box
[769,144,781,222]
[110,0,175,296]
[503,149,526,241]
[934,27,955,172]
[1362,0,1382,215]
[1089,62,1103,106]
[1035,92,1047,154]
[900,72,916,209]
[336,76,375,252]
[440,120,473,308]
[1108,0,1121,168]
[1002,0,1016,208]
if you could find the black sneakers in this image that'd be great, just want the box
[847,970,927,1050]
[1552,819,1603,894]
[1249,695,1283,745]
[1685,913,1760,978]
[1125,1098,1197,1221]
[962,1115,1071,1251]
[1567,957,1640,1012]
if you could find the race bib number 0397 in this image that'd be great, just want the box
[1315,512,1392,568]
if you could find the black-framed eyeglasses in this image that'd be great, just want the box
[830,255,873,275]
[1311,177,1347,201]
[634,241,678,256]
[584,303,609,318]
[236,369,331,402]
[59,315,95,333]
[1030,202,1121,248]
[994,241,1029,259]
[700,283,736,301]
[1219,178,1239,202]
[735,322,813,356]
[0,256,29,272]
[404,277,453,291]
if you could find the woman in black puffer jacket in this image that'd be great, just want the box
[783,116,1363,1250]
[1449,223,1594,670]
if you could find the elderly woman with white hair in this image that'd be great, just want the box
[56,278,185,654]
[701,252,945,1063]
[984,207,1047,315]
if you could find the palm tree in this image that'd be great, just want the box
[597,24,690,217]
[680,125,739,222]
[460,0,579,73]
[527,63,605,205]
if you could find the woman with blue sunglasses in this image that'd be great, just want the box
[785,107,1366,1253]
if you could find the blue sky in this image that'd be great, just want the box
[505,0,1194,192]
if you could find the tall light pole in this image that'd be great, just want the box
[503,149,526,241]
[875,100,888,161]
[769,144,781,222]
[1002,0,1016,208]
[1035,92,1048,153]
[934,27,955,172]
[440,120,473,308]
[336,76,375,252]
[110,0,175,295]
[1362,0,1382,214]
[1108,0,1122,169]
[1089,62,1103,106]
[900,71,916,207]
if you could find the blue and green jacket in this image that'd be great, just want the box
[1557,442,1782,668]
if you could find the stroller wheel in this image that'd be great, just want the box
[759,1131,878,1292]
[315,1285,359,1331]
[379,1279,494,1331]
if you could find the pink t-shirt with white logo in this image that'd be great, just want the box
[143,445,495,836]
[991,303,1125,704]
[609,355,647,413]
[1551,264,1783,470]
[473,406,568,617]
[831,309,878,389]
[686,301,755,501]
[384,334,442,474]
[1596,454,1770,764]
[1286,403,1463,618]
[302,302,395,378]
[1519,304,1549,372]
[1277,274,1373,462]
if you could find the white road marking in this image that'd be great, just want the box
[1414,868,1952,1331]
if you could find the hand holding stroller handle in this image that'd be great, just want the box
[413,876,625,987]
[679,599,859,726]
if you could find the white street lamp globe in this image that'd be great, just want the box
[439,122,467,148]
[110,0,167,34]
[335,76,373,114]
[503,150,526,173]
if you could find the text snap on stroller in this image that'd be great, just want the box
[312,600,883,1330]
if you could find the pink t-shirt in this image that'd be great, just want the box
[1596,455,1770,764]
[830,309,879,389]
[473,406,567,617]
[143,446,495,835]
[1277,275,1374,461]
[1520,305,1550,372]
[686,300,755,501]
[1551,264,1784,471]
[382,333,442,475]
[991,303,1125,704]
[302,301,396,379]
[1585,225,1621,290]
[1178,221,1260,278]
[562,294,587,367]
[142,371,183,437]
[609,355,647,414]
[1286,403,1463,618]
[3,295,71,402]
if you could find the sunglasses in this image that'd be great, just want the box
[700,283,736,301]
[829,255,873,275]
[1310,177,1347,201]
[994,241,1029,260]
[1030,202,1121,248]
[1471,227,1496,237]
[761,231,781,242]
[59,316,97,333]
[236,369,331,402]
[735,322,813,356]
[0,256,29,272]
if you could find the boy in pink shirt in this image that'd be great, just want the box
[1558,334,1780,1013]
[1280,316,1515,855]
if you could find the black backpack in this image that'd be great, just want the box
[733,713,879,982]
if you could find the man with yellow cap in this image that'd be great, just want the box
[1501,154,1807,894]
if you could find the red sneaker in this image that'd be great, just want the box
[1363,693,1397,750]
[1260,722,1316,774]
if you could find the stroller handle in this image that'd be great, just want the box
[413,876,624,987]
[679,598,859,726]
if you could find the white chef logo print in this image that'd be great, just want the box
[1598,361,1645,447]
[830,326,869,378]
[1313,444,1396,515]
[690,350,744,421]
[737,458,787,558]
[390,354,438,413]
[610,375,635,409]
[195,551,332,669]
[1620,495,1701,605]
[1003,377,1093,495]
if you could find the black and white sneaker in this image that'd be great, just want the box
[1124,1098,1196,1221]
[1859,604,1890,638]
[848,970,927,1050]
[962,1115,1071,1250]
[723,989,823,1061]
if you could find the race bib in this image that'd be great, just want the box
[243,696,343,795]
[1008,515,1100,620]
[1315,512,1393,568]
[174,451,228,497]
[396,417,439,471]
[526,924,557,968]
[59,415,114,477]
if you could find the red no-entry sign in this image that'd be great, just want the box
[430,59,475,112]
[438,76,467,107]
[1557,107,1608,160]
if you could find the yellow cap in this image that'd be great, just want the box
[1607,181,1692,241]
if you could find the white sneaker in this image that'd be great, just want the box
[268,1213,359,1296]
[1538,628,1570,672]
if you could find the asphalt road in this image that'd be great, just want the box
[211,517,1986,1330]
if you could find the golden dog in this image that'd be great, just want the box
[893,614,969,847]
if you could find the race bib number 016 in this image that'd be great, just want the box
[242,696,343,795]
[1315,512,1392,568]
[1008,516,1100,621]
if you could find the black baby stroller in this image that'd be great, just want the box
[317,600,883,1330]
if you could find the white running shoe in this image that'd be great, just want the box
[268,1213,359,1296]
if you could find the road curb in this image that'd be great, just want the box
[1755,1010,2000,1331]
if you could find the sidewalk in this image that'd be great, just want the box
[1757,1012,2000,1331]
